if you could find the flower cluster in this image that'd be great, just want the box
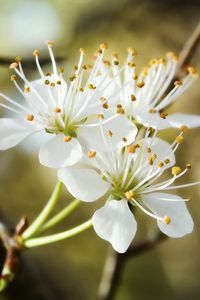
[0,42,199,253]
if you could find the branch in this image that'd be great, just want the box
[97,232,166,300]
[0,56,64,68]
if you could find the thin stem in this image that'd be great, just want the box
[39,199,81,233]
[22,182,63,240]
[24,219,92,248]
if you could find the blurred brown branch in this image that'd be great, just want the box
[0,56,64,69]
[97,20,200,300]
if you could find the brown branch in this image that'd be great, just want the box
[97,233,166,300]
[97,21,200,300]
[0,56,64,68]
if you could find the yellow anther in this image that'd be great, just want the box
[64,136,72,142]
[176,135,184,144]
[50,83,55,87]
[174,80,183,86]
[127,47,137,56]
[116,107,125,114]
[25,114,34,121]
[100,43,108,50]
[180,125,189,133]
[142,67,148,76]
[187,66,198,77]
[100,97,106,102]
[160,112,168,119]
[163,215,171,225]
[46,72,52,76]
[69,75,76,82]
[103,60,111,66]
[113,60,119,66]
[158,162,164,168]
[79,48,86,55]
[53,107,61,113]
[131,94,136,101]
[56,80,61,85]
[87,151,96,158]
[136,81,145,88]
[10,75,17,81]
[133,74,138,80]
[147,157,154,165]
[44,80,50,85]
[79,87,84,92]
[59,68,64,73]
[125,190,135,200]
[151,153,157,160]
[88,84,96,90]
[128,62,135,68]
[122,137,127,142]
[47,41,54,47]
[164,158,170,164]
[33,49,40,57]
[127,145,136,153]
[149,109,157,113]
[98,114,104,120]
[108,130,113,137]
[24,87,30,93]
[9,62,18,69]
[158,58,166,64]
[186,163,192,169]
[146,147,151,153]
[171,166,182,176]
[83,64,92,70]
[102,102,109,109]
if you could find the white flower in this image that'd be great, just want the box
[58,131,197,253]
[111,49,200,130]
[0,43,135,168]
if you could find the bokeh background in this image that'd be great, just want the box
[0,0,200,299]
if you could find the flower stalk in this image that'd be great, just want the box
[24,219,92,248]
[22,181,63,240]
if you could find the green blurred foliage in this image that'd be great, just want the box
[0,0,200,299]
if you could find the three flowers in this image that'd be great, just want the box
[0,42,199,252]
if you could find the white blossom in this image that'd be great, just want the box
[0,43,136,168]
[58,129,197,253]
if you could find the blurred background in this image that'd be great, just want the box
[0,0,200,299]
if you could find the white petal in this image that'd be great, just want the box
[142,192,194,238]
[39,134,82,168]
[58,167,111,202]
[0,118,37,150]
[79,115,137,152]
[133,109,171,130]
[92,199,137,253]
[168,113,200,128]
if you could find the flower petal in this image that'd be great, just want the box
[79,115,137,152]
[0,118,37,150]
[142,192,194,237]
[167,113,200,128]
[133,109,171,130]
[58,167,111,202]
[92,199,137,253]
[39,134,82,168]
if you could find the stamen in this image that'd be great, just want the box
[175,135,184,144]
[63,136,72,142]
[87,151,96,158]
[53,107,61,113]
[25,114,34,121]
[108,130,113,137]
[171,166,182,176]
[9,62,18,69]
[163,215,171,225]
[136,81,145,88]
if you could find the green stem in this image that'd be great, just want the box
[22,181,63,240]
[24,219,92,248]
[39,199,81,233]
